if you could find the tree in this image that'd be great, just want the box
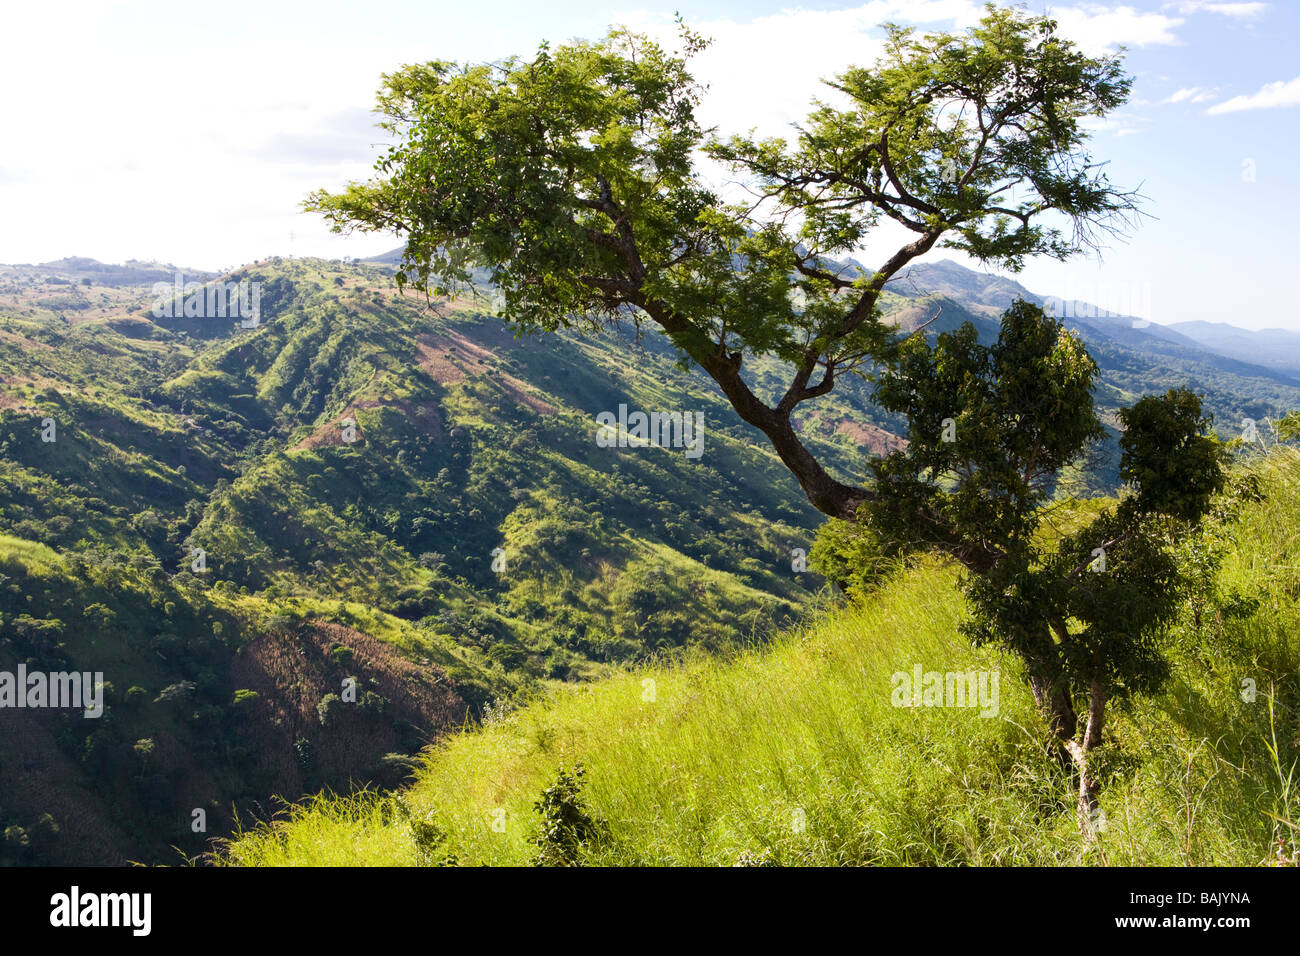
[307,8,1205,831]
[867,301,1224,827]
[308,6,1138,520]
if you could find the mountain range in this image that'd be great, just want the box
[1,249,1296,864]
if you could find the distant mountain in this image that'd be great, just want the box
[886,259,1300,419]
[892,258,1042,314]
[0,257,214,287]
[1165,320,1300,378]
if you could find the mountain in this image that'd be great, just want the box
[2,250,1299,865]
[886,260,1300,446]
[1166,320,1300,378]
[0,257,215,287]
[0,255,822,864]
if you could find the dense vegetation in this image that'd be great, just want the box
[220,448,1300,866]
[0,256,829,864]
[3,252,1298,864]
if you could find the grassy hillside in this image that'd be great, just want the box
[0,256,829,864]
[6,253,1300,866]
[220,450,1300,866]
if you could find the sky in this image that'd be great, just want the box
[0,0,1296,329]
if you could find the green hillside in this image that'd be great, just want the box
[4,254,1300,866]
[0,256,830,864]
[220,450,1300,866]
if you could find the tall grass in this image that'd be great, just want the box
[220,454,1300,867]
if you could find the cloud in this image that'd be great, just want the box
[1163,86,1218,103]
[1207,76,1300,113]
[1164,1,1268,16]
[1046,4,1185,53]
[1083,113,1153,136]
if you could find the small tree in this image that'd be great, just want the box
[867,300,1224,827]
[532,764,604,866]
[317,692,343,726]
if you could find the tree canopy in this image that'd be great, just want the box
[310,6,1223,832]
[308,5,1141,519]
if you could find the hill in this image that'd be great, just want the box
[220,449,1300,866]
[1167,321,1300,379]
[3,251,1300,864]
[0,255,826,864]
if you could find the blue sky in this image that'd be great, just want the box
[1,1,1296,328]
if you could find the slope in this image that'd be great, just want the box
[221,450,1300,866]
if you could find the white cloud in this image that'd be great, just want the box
[1163,86,1218,103]
[1207,76,1300,113]
[1164,1,1268,17]
[1083,113,1153,136]
[1045,4,1185,53]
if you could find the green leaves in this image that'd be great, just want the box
[1119,389,1226,522]
[868,302,1228,707]
[713,5,1139,273]
[308,29,718,340]
[870,300,1103,562]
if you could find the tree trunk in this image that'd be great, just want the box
[1028,673,1078,744]
[1027,644,1108,843]
[1063,680,1107,840]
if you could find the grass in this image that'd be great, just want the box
[220,465,1300,867]
[0,532,63,572]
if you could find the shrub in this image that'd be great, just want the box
[232,689,260,709]
[532,764,604,866]
[317,693,342,726]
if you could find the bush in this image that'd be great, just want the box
[532,764,604,866]
[317,693,342,726]
[809,516,894,598]
[232,689,260,709]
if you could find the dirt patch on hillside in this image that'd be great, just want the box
[500,376,557,414]
[415,335,471,384]
[834,419,908,456]
[229,622,468,799]
[292,408,367,450]
[415,329,556,414]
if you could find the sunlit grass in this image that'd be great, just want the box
[220,455,1300,868]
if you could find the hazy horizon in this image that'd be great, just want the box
[2,0,1297,329]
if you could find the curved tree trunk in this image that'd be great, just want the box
[1027,636,1107,843]
[1065,680,1107,838]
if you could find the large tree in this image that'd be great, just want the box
[308,7,1223,829]
[309,7,1138,521]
